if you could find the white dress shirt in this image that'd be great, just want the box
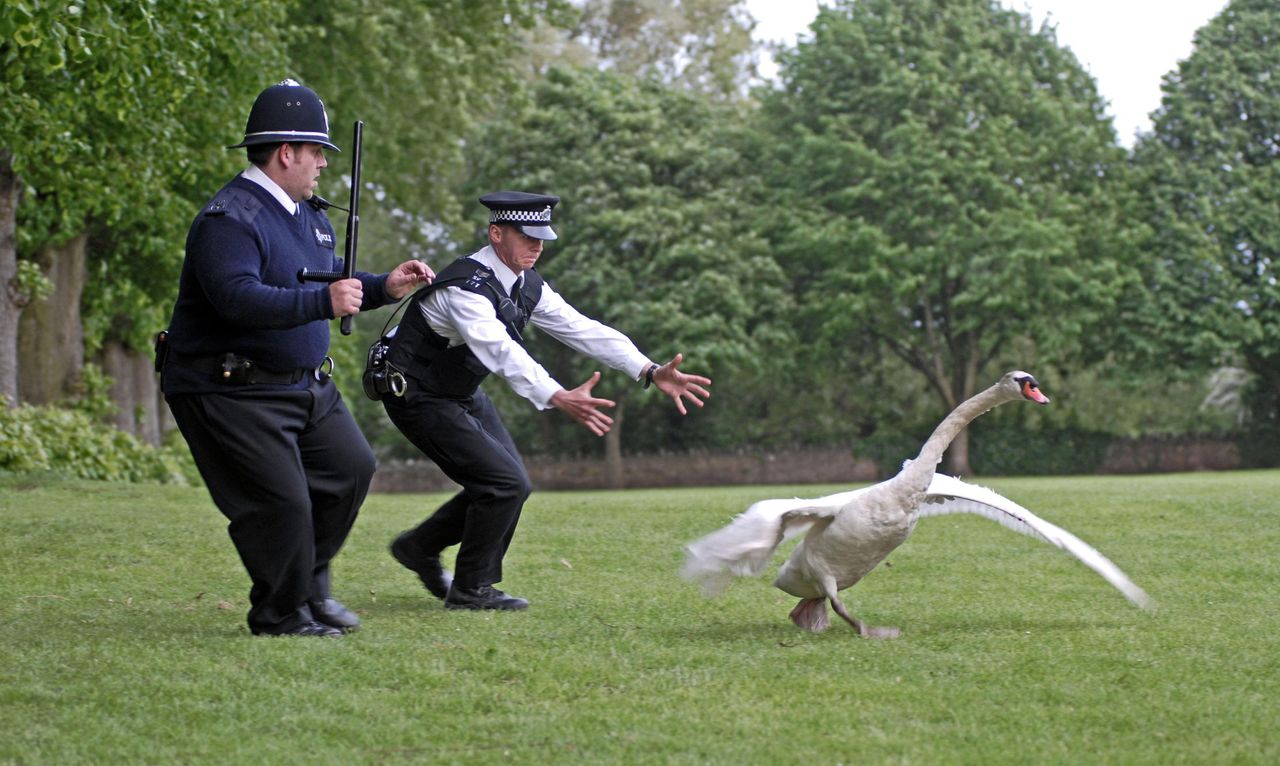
[241,164,299,215]
[418,245,652,409]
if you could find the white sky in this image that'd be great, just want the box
[745,0,1230,147]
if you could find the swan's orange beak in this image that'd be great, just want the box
[1022,380,1050,404]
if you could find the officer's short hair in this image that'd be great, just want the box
[246,142,307,168]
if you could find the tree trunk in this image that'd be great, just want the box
[101,339,164,445]
[0,151,21,406]
[944,427,972,476]
[940,353,977,476]
[18,232,87,404]
[603,397,626,488]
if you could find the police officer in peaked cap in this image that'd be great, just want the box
[160,79,433,637]
[382,190,712,611]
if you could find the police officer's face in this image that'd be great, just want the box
[490,224,544,274]
[280,142,328,201]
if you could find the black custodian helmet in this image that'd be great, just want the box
[227,79,340,151]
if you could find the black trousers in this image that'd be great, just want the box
[382,382,532,589]
[166,379,375,634]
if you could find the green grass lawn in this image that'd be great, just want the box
[2,471,1277,764]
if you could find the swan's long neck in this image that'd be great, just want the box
[901,383,1010,487]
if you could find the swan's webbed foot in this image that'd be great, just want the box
[789,598,830,632]
[859,624,901,639]
[829,595,900,639]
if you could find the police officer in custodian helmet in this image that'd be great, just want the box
[383,192,712,611]
[161,79,432,637]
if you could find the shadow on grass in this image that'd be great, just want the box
[650,608,1142,645]
[655,618,811,643]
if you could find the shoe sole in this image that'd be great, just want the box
[254,627,343,638]
[443,600,529,611]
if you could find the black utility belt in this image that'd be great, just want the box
[171,351,333,386]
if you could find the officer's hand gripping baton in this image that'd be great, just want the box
[297,120,363,336]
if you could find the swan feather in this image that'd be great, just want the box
[680,487,872,596]
[921,473,1154,610]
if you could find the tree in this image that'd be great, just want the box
[518,0,759,101]
[1131,0,1280,436]
[455,66,790,485]
[0,1,289,410]
[286,0,571,265]
[756,0,1137,474]
[271,1,578,454]
[3,0,572,438]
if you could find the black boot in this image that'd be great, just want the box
[311,567,361,631]
[308,598,361,632]
[256,621,343,638]
[389,532,453,599]
[444,584,529,611]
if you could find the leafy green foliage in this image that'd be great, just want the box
[452,66,792,455]
[0,396,193,483]
[1131,0,1280,428]
[756,0,1138,459]
[567,0,758,99]
[1,0,289,239]
[11,258,53,305]
[3,0,1269,464]
[1,0,292,355]
[289,0,571,259]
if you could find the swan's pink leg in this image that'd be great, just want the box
[829,595,900,639]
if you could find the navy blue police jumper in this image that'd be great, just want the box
[162,173,389,635]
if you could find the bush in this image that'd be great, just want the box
[0,398,194,484]
[852,421,1116,477]
[1235,425,1280,469]
[968,422,1113,475]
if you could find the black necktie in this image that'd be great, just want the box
[510,278,522,301]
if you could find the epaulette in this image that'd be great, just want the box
[203,198,230,217]
[202,186,263,222]
[463,267,494,291]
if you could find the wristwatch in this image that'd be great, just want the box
[642,363,660,389]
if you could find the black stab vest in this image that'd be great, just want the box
[386,256,544,398]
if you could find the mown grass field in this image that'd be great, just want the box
[2,470,1277,764]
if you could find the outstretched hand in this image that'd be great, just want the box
[651,353,711,415]
[386,259,435,299]
[550,371,617,437]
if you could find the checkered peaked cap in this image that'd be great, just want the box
[479,191,560,241]
[227,79,340,152]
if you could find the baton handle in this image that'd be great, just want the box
[297,268,345,283]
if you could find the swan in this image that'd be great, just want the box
[680,370,1154,637]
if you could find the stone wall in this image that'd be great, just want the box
[371,448,881,493]
[1097,435,1240,474]
[370,436,1245,494]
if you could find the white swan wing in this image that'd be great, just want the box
[920,474,1154,611]
[680,487,871,597]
